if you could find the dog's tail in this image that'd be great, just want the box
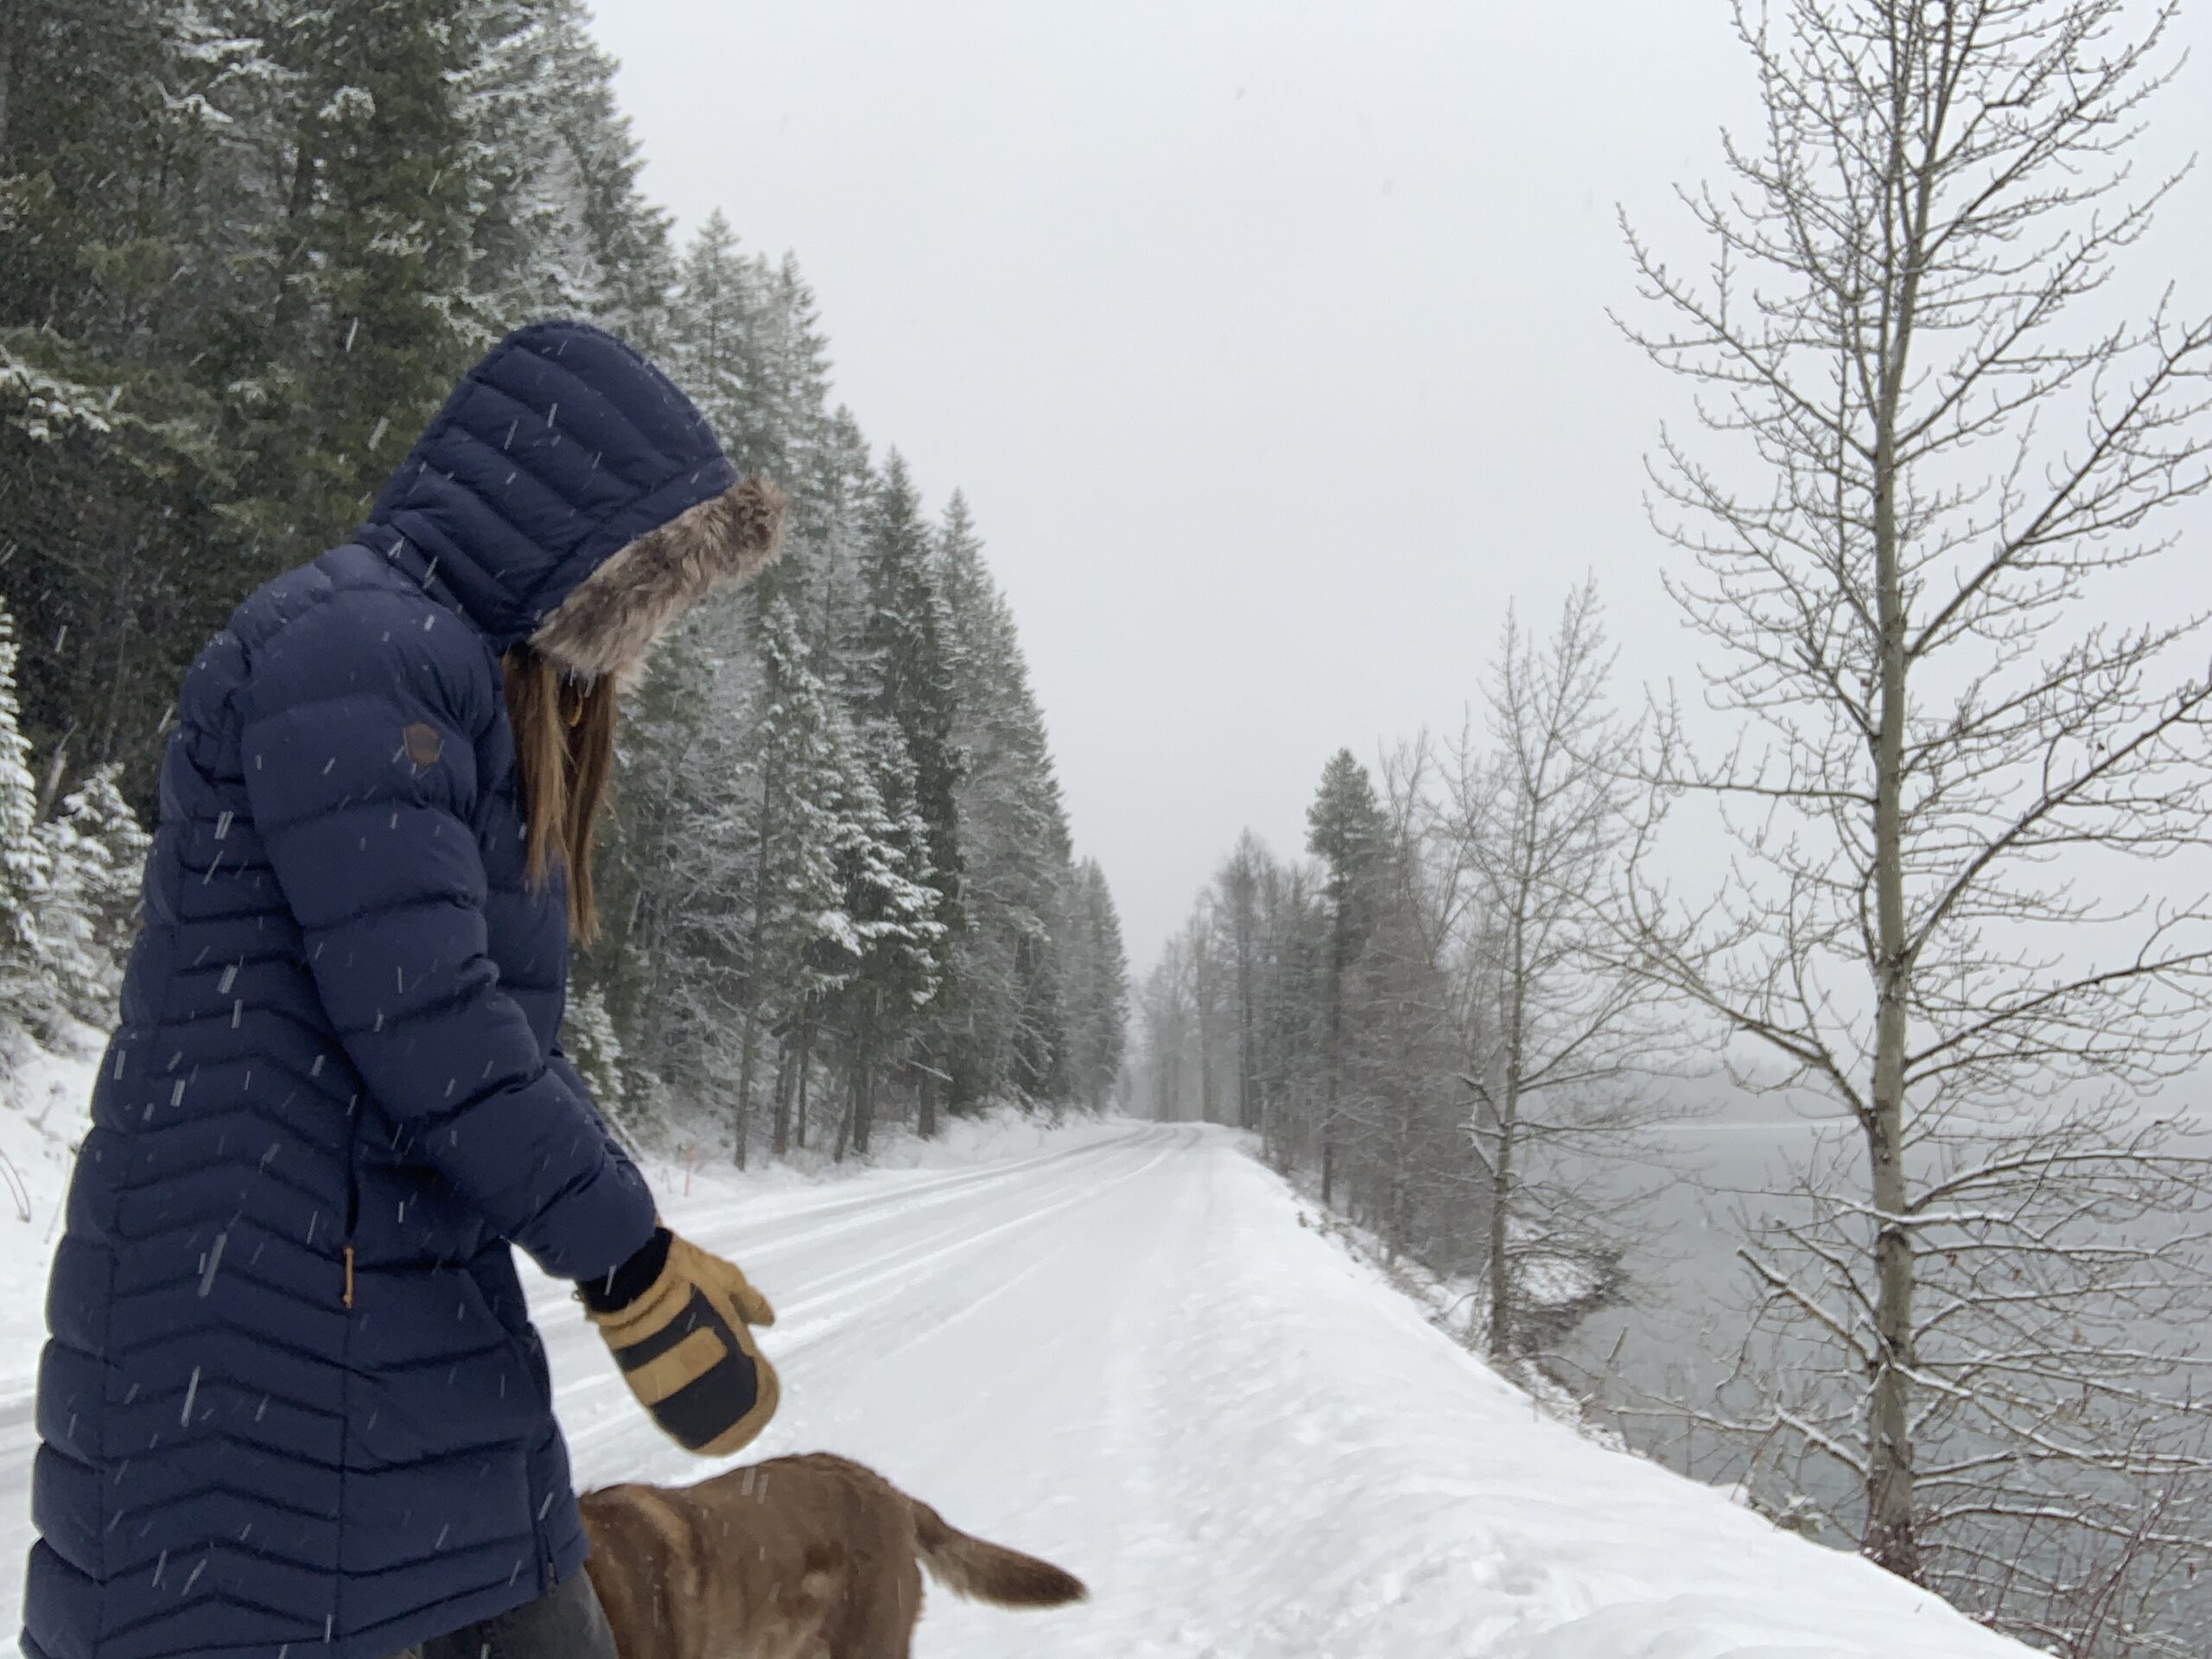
[909,1500,1088,1608]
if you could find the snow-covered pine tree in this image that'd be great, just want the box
[561,980,628,1121]
[837,452,959,1139]
[591,600,760,1137]
[857,453,963,929]
[820,701,945,1160]
[477,0,677,343]
[743,595,866,1155]
[0,599,55,1036]
[1058,857,1130,1111]
[670,214,774,475]
[35,766,150,1026]
[1338,778,1465,1268]
[753,256,836,500]
[1306,750,1390,1206]
[457,1,582,322]
[934,491,1073,1109]
[1,3,1112,1174]
[232,0,494,556]
[1256,861,1329,1171]
[0,2,256,797]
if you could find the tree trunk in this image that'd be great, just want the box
[837,1026,871,1162]
[1486,1100,1516,1359]
[1322,916,1345,1209]
[731,1076,750,1171]
[35,728,74,823]
[794,1033,811,1152]
[733,761,779,1166]
[734,1007,758,1166]
[272,135,320,337]
[1197,1005,1216,1123]
[1489,892,1529,1359]
[1386,1117,1409,1266]
[1236,931,1259,1131]
[1864,431,1919,1580]
[918,1067,938,1140]
[0,16,13,160]
[852,1038,876,1156]
[771,1039,795,1157]
[1864,152,1923,1575]
[732,995,756,1172]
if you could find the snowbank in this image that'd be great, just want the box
[1160,1143,2031,1657]
[639,1103,1139,1218]
[0,1032,100,1377]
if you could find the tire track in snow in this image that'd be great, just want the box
[518,1125,1171,1327]
[548,1128,1197,1479]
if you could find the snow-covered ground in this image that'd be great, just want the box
[0,1035,105,1363]
[0,1061,2028,1656]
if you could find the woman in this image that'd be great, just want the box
[23,321,787,1659]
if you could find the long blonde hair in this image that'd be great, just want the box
[501,645,618,943]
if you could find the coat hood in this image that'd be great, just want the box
[361,318,786,680]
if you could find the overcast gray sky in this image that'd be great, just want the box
[590,1,2212,972]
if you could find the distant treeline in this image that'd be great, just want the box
[1135,586,1648,1368]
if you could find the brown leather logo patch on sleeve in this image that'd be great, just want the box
[402,722,443,767]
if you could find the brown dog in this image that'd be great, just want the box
[579,1454,1086,1659]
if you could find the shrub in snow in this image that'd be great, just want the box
[564,981,628,1111]
[618,1065,679,1149]
[0,604,54,1007]
[35,766,150,1024]
[0,600,150,1047]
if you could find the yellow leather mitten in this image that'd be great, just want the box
[584,1232,779,1457]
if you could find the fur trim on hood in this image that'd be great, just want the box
[529,476,789,682]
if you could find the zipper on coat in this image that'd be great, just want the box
[340,1100,361,1309]
[333,1098,363,1651]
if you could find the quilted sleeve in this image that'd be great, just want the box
[238,592,657,1281]
[549,1043,648,1183]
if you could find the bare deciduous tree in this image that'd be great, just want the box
[1218,832,1268,1133]
[1449,583,1681,1361]
[1618,0,2212,1646]
[1136,938,1194,1121]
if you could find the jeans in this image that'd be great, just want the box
[387,1567,617,1659]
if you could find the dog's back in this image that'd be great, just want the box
[580,1454,1084,1659]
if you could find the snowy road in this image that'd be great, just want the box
[2,1122,2029,1656]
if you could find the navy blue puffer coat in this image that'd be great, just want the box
[23,321,783,1659]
